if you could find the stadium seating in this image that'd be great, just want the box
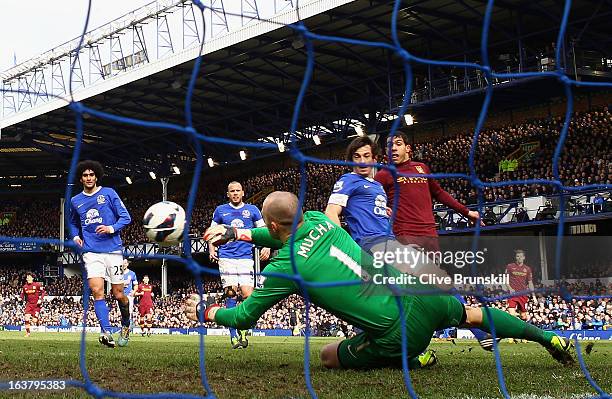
[1,265,610,332]
[1,108,610,245]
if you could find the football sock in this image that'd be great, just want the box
[94,299,111,333]
[226,297,237,340]
[480,307,554,347]
[118,299,131,328]
[453,294,487,342]
[25,323,30,334]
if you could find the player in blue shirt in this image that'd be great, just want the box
[210,181,270,348]
[326,137,494,353]
[325,136,393,246]
[122,259,138,328]
[69,160,132,348]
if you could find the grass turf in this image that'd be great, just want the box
[0,332,610,399]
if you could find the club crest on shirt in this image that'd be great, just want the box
[242,209,250,218]
[97,195,106,204]
[415,165,425,174]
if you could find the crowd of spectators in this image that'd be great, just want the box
[1,264,610,333]
[464,280,612,331]
[422,108,612,204]
[2,107,610,243]
[0,200,60,239]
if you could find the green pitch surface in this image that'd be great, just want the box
[0,332,610,399]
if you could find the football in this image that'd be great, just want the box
[142,201,186,246]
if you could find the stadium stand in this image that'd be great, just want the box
[1,265,610,333]
[1,105,610,335]
[1,107,610,244]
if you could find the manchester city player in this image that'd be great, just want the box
[69,160,132,348]
[210,181,270,348]
[188,192,574,371]
[326,136,494,352]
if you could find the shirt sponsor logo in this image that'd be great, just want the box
[97,195,106,204]
[85,209,103,225]
[230,218,245,228]
[373,194,388,217]
[397,176,428,184]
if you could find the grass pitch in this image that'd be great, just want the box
[0,332,610,399]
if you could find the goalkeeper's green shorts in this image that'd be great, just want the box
[337,295,464,370]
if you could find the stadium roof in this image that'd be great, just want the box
[1,0,610,191]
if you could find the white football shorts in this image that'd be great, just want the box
[218,258,254,288]
[83,251,124,285]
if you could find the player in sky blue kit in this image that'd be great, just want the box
[122,259,138,328]
[326,136,494,353]
[210,181,270,349]
[69,160,132,348]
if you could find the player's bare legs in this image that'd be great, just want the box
[112,284,131,346]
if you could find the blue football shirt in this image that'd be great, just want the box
[211,203,265,259]
[327,172,392,245]
[69,186,131,253]
[123,269,138,295]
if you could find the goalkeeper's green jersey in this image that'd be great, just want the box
[215,211,403,338]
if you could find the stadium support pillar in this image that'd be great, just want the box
[516,12,524,73]
[161,262,168,296]
[59,198,65,251]
[161,177,169,296]
[538,232,548,281]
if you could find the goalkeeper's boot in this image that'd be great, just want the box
[231,336,243,350]
[99,332,116,348]
[118,326,130,347]
[478,333,502,352]
[546,335,574,366]
[417,349,437,369]
[239,329,249,348]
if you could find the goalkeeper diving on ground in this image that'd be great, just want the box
[185,191,574,370]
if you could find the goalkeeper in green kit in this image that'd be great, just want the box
[186,191,574,370]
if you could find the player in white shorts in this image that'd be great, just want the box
[69,160,132,348]
[209,181,270,348]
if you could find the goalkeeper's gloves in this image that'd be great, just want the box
[196,302,220,323]
[203,225,238,246]
[187,294,219,322]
